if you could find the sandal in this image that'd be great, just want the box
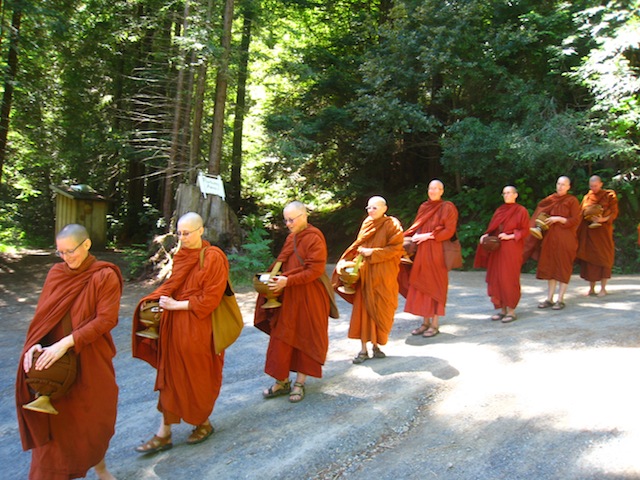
[352,351,369,364]
[372,346,386,359]
[187,423,214,445]
[490,313,505,321]
[134,434,172,454]
[423,327,439,338]
[538,300,554,309]
[289,382,305,403]
[501,314,517,323]
[411,323,430,335]
[552,301,565,310]
[263,379,291,399]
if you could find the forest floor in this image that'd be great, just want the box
[1,250,640,480]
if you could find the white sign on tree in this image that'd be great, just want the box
[197,171,226,200]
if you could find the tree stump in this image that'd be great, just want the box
[174,183,242,251]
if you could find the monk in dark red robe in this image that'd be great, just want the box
[332,196,404,363]
[576,175,618,296]
[474,186,530,323]
[255,201,332,403]
[401,180,458,338]
[16,224,122,480]
[132,212,228,453]
[524,176,581,310]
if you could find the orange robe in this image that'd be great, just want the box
[16,255,123,480]
[132,242,227,426]
[254,225,330,379]
[401,200,458,317]
[524,193,581,283]
[474,203,530,309]
[576,189,618,281]
[332,215,404,345]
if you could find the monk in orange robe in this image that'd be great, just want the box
[576,175,618,296]
[332,196,404,363]
[402,179,459,338]
[16,224,122,480]
[132,212,228,453]
[473,186,530,323]
[255,201,333,403]
[524,176,581,310]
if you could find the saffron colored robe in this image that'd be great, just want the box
[401,200,458,317]
[132,242,228,425]
[254,225,330,379]
[524,193,581,283]
[332,215,404,346]
[16,255,123,480]
[576,189,618,281]
[473,203,530,309]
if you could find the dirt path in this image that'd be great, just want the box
[1,251,639,479]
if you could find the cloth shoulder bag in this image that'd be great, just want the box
[443,233,463,271]
[200,248,244,354]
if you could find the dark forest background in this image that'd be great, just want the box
[0,0,638,273]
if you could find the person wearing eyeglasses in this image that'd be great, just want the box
[524,176,581,310]
[401,179,459,338]
[473,186,530,323]
[332,196,404,363]
[132,212,229,453]
[255,201,336,403]
[16,224,123,480]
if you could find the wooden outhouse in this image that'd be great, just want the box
[51,184,109,250]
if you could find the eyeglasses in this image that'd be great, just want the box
[365,206,378,211]
[55,239,87,257]
[284,213,303,225]
[176,227,200,237]
[501,192,516,196]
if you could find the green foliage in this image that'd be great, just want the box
[227,215,275,285]
[119,245,149,280]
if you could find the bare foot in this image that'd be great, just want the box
[597,289,607,297]
[585,290,596,297]
[94,459,116,480]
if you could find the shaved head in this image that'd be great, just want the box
[366,196,388,220]
[178,212,203,229]
[57,224,89,243]
[283,201,309,234]
[284,201,307,216]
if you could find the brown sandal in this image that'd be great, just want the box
[289,382,305,403]
[187,423,214,445]
[411,323,430,335]
[134,434,172,454]
[263,379,291,398]
[423,327,439,338]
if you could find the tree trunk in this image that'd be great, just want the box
[207,0,234,176]
[189,0,214,183]
[0,5,22,185]
[163,1,191,224]
[229,6,253,210]
[174,183,242,249]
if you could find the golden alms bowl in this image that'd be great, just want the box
[530,212,550,240]
[253,273,282,308]
[584,204,604,229]
[136,301,163,339]
[338,259,361,295]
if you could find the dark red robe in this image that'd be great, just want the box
[400,200,458,317]
[474,203,530,309]
[254,225,330,379]
[16,255,122,480]
[524,193,581,283]
[576,189,618,281]
[132,242,228,425]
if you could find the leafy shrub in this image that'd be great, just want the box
[228,215,275,285]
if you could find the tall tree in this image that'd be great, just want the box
[207,0,234,176]
[0,0,22,185]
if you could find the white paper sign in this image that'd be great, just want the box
[197,171,226,200]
